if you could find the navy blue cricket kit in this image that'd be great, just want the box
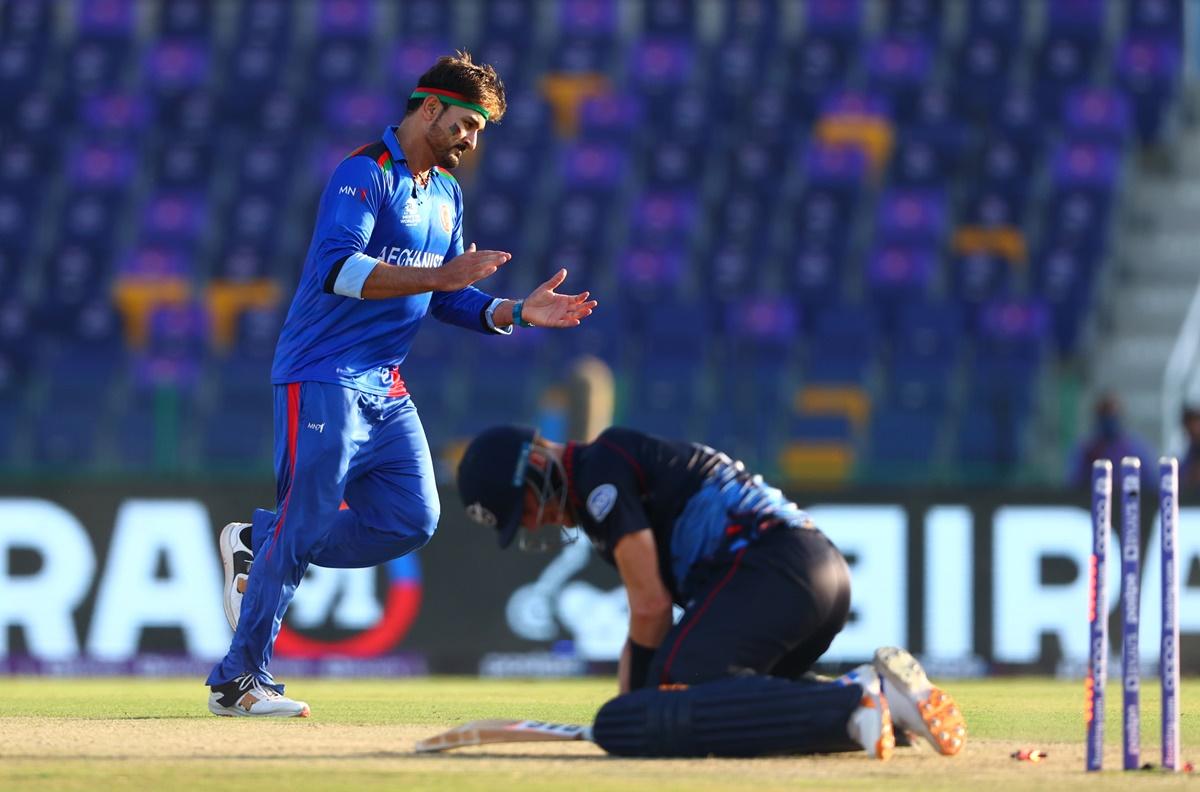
[209,127,507,689]
[563,428,852,688]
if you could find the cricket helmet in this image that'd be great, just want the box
[457,425,537,548]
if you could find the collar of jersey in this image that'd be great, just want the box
[382,126,444,182]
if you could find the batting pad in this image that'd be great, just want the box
[593,675,862,757]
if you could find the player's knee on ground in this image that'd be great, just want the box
[592,676,862,757]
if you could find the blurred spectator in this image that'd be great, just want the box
[1067,392,1156,490]
[1179,403,1200,490]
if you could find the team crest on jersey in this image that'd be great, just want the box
[401,196,422,226]
[466,502,497,527]
[586,484,618,522]
[440,203,453,233]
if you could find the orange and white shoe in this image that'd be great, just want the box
[844,664,895,760]
[873,646,966,756]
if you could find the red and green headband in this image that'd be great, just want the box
[410,87,490,119]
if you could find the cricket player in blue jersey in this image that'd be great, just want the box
[206,52,596,717]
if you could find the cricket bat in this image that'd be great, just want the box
[414,719,594,753]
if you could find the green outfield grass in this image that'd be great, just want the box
[0,676,1197,791]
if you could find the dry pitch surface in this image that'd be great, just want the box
[1,677,1197,791]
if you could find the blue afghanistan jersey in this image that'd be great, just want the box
[271,126,501,395]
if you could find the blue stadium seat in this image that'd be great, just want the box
[1115,37,1183,144]
[0,42,45,105]
[954,404,1025,474]
[952,36,1015,118]
[884,0,943,41]
[2,0,55,43]
[236,0,293,47]
[33,407,101,469]
[397,0,457,39]
[198,405,274,468]
[868,407,940,466]
[965,0,1024,45]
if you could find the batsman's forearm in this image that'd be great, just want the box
[360,261,441,299]
[627,607,672,648]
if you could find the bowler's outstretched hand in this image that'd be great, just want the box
[520,269,597,327]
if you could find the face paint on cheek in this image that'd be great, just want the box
[448,123,461,137]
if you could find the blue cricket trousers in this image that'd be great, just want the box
[207,381,438,687]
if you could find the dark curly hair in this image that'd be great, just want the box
[406,50,507,122]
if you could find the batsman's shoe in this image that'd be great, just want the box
[873,646,966,756]
[208,674,310,718]
[219,521,253,631]
[844,664,895,761]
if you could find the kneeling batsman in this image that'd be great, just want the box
[447,425,967,759]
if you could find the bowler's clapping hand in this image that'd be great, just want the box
[520,269,598,328]
[434,243,511,291]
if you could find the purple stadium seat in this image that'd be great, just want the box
[966,0,1024,44]
[1115,38,1183,143]
[875,189,947,246]
[121,245,191,279]
[632,192,696,239]
[559,0,618,37]
[619,246,685,296]
[82,92,151,138]
[866,246,936,305]
[628,39,694,95]
[1063,88,1132,145]
[324,89,393,136]
[976,298,1050,352]
[76,0,137,39]
[143,39,211,96]
[1049,141,1121,191]
[317,0,377,40]
[391,39,451,88]
[135,303,208,389]
[804,142,869,196]
[560,142,627,192]
[141,191,208,245]
[884,0,943,41]
[728,296,801,343]
[578,93,642,142]
[804,0,863,43]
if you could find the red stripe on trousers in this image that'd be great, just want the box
[265,382,301,560]
[659,546,748,684]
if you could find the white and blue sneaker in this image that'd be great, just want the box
[208,674,310,718]
[842,664,895,760]
[219,522,253,631]
[873,646,966,756]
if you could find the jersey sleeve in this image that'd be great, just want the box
[429,181,506,334]
[311,155,389,298]
[579,445,651,551]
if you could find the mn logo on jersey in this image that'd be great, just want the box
[586,484,618,521]
[440,203,453,233]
